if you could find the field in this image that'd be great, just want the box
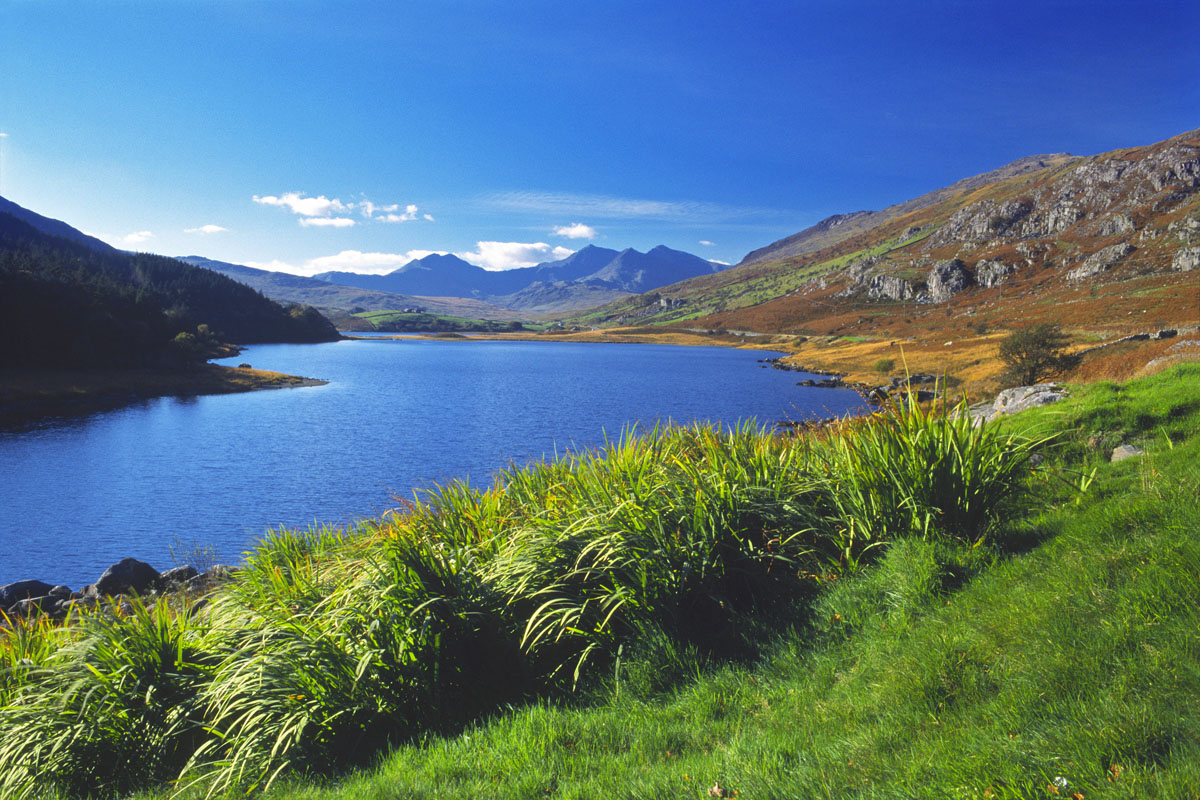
[351,310,533,333]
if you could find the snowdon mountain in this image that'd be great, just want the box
[311,244,728,311]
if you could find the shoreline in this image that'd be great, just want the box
[0,364,328,430]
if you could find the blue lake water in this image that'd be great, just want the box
[0,339,864,588]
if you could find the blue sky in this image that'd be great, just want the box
[2,0,1197,275]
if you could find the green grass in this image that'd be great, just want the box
[351,310,531,332]
[6,365,1200,799]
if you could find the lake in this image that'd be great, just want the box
[0,339,864,588]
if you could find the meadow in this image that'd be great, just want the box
[3,364,1198,799]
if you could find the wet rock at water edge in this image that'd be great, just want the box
[88,557,161,598]
[156,565,199,589]
[0,579,56,611]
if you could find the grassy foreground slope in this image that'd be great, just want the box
[4,366,1199,799]
[207,365,1199,800]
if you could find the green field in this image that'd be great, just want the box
[3,365,1199,799]
[352,310,533,333]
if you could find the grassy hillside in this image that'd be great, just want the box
[3,365,1198,798]
[556,129,1199,395]
[352,310,532,333]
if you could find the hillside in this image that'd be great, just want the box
[0,198,339,371]
[566,128,1199,392]
[312,245,727,313]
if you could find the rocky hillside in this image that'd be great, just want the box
[739,152,1078,267]
[575,128,1198,338]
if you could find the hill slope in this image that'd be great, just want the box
[0,199,339,370]
[566,128,1198,391]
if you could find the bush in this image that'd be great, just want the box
[998,322,1079,386]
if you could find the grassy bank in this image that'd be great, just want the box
[0,365,327,429]
[3,365,1198,798]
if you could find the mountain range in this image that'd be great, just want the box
[176,256,526,322]
[311,245,728,312]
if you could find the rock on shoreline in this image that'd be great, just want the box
[0,557,235,621]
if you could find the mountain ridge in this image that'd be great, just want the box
[312,244,726,310]
[739,152,1080,267]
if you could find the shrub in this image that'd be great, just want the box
[998,323,1080,386]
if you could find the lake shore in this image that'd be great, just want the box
[383,323,1200,403]
[0,364,327,429]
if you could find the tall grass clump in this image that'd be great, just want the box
[815,393,1044,554]
[0,401,1048,797]
[483,424,833,687]
[0,599,212,800]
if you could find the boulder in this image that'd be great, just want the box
[0,579,55,610]
[156,565,199,588]
[1111,444,1145,462]
[89,557,160,598]
[974,383,1069,423]
[12,596,55,616]
[926,259,974,302]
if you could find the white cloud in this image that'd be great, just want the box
[699,240,715,246]
[423,213,435,221]
[299,217,355,228]
[304,249,443,274]
[123,230,154,245]
[253,192,349,218]
[381,204,420,223]
[553,222,596,240]
[455,241,575,271]
[255,192,431,227]
[185,224,228,235]
[245,251,438,277]
[710,259,731,266]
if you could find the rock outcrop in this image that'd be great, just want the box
[1173,247,1200,271]
[1066,243,1135,282]
[975,259,1018,288]
[865,274,915,301]
[926,259,974,301]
